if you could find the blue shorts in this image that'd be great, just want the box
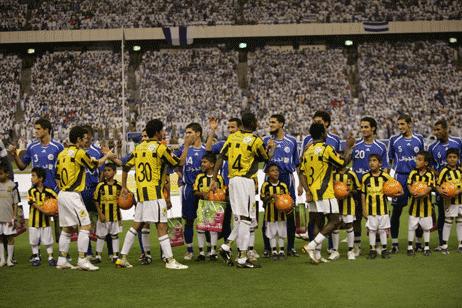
[279,172,296,202]
[82,185,97,212]
[181,184,198,220]
[391,173,410,208]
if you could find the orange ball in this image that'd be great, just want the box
[334,181,349,199]
[42,198,58,215]
[275,194,294,213]
[411,182,428,196]
[441,182,457,198]
[383,179,403,197]
[117,191,134,210]
[208,188,226,202]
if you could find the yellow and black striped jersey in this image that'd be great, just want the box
[193,173,225,195]
[300,141,344,201]
[220,131,268,179]
[94,180,122,222]
[361,171,393,216]
[333,169,360,216]
[123,140,180,202]
[27,186,57,228]
[407,169,435,218]
[56,145,98,192]
[260,180,288,222]
[437,166,462,205]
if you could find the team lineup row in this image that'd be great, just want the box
[0,111,461,269]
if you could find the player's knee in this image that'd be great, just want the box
[444,218,453,224]
[111,234,118,240]
[80,224,92,231]
[96,235,105,240]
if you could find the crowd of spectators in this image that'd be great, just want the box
[0,0,27,31]
[0,54,21,142]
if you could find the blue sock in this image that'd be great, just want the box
[184,219,194,252]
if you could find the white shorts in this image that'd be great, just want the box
[265,221,287,239]
[366,215,391,231]
[408,216,433,231]
[0,222,16,235]
[58,191,91,227]
[341,215,355,224]
[315,198,339,214]
[96,221,122,237]
[445,204,462,218]
[29,227,53,246]
[229,177,257,219]
[134,200,168,223]
[308,202,317,213]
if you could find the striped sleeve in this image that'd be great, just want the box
[350,170,360,190]
[428,171,435,188]
[217,175,225,190]
[77,149,97,171]
[260,182,269,199]
[161,145,180,167]
[326,145,344,168]
[437,168,449,186]
[45,188,58,199]
[407,170,416,185]
[28,188,35,205]
[281,182,289,194]
[193,174,202,192]
[123,152,135,172]
[361,174,370,193]
[254,137,269,162]
[93,183,103,201]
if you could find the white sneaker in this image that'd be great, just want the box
[115,258,133,268]
[376,246,382,255]
[328,251,340,261]
[7,259,15,267]
[165,258,188,270]
[183,252,193,261]
[77,258,99,271]
[56,259,77,270]
[304,244,318,264]
[0,260,5,267]
[353,246,361,257]
[319,257,330,263]
[247,250,258,262]
[251,250,260,259]
[347,251,356,260]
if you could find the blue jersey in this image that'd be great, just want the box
[302,132,342,153]
[388,133,424,174]
[85,143,104,188]
[211,140,229,185]
[351,139,389,181]
[175,145,206,186]
[428,136,462,172]
[263,134,299,174]
[22,139,64,191]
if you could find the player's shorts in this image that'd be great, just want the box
[96,221,121,237]
[29,226,53,246]
[366,215,391,231]
[58,191,91,227]
[134,199,168,223]
[314,198,339,214]
[391,173,410,207]
[444,204,462,218]
[341,215,355,224]
[229,177,257,220]
[181,184,198,220]
[0,222,16,235]
[408,216,433,231]
[265,221,287,239]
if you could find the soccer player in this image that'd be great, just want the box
[331,166,360,260]
[94,163,122,263]
[351,116,389,256]
[300,123,353,264]
[260,163,289,260]
[0,163,18,267]
[10,118,63,191]
[55,126,113,271]
[28,167,58,266]
[193,153,225,261]
[116,119,190,269]
[205,118,241,245]
[388,114,424,253]
[212,112,273,268]
[175,123,207,260]
[436,148,462,254]
[263,114,299,257]
[361,154,400,260]
[406,151,435,256]
[428,119,462,250]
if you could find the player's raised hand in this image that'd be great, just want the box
[346,132,355,148]
[209,117,218,131]
[7,144,17,156]
[183,134,194,147]
[121,187,129,197]
[297,184,304,196]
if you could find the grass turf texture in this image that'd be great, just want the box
[1,214,461,308]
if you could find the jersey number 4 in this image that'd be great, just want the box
[232,154,242,171]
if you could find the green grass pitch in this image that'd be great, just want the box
[1,214,461,308]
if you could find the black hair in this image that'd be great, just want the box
[309,123,326,140]
[270,114,285,127]
[69,126,88,143]
[228,118,242,127]
[361,116,378,134]
[82,125,94,137]
[434,119,448,130]
[202,152,217,164]
[105,163,117,171]
[368,153,382,163]
[146,119,163,138]
[35,118,52,134]
[265,162,280,173]
[32,167,47,181]
[416,150,433,165]
[398,114,412,124]
[313,111,331,128]
[0,163,9,173]
[186,122,203,137]
[446,148,460,158]
[241,112,257,131]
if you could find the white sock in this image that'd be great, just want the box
[392,238,399,245]
[443,221,452,244]
[58,231,71,256]
[315,242,322,259]
[249,229,255,248]
[31,244,39,255]
[0,242,4,262]
[7,245,14,261]
[332,230,339,251]
[121,227,137,256]
[227,220,238,242]
[141,228,151,254]
[96,238,105,254]
[423,230,430,249]
[221,243,230,252]
[159,235,173,259]
[210,232,218,252]
[456,222,462,243]
[379,229,387,247]
[238,220,250,252]
[369,230,377,248]
[408,229,415,248]
[77,230,90,254]
[270,238,277,250]
[46,245,53,257]
[112,235,119,254]
[197,231,206,251]
[278,237,285,250]
[308,233,325,250]
[346,227,354,249]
